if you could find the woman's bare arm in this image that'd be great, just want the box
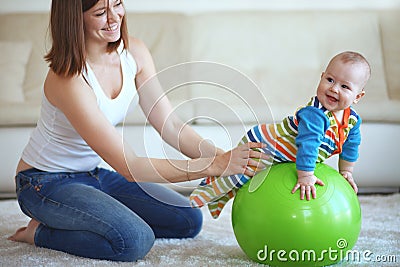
[44,68,266,183]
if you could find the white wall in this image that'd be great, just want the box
[1,0,400,14]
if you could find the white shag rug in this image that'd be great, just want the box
[0,194,399,267]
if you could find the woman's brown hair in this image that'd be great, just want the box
[44,0,129,77]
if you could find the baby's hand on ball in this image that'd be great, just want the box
[340,171,358,194]
[292,171,325,200]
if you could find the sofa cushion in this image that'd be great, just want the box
[0,102,40,126]
[124,12,194,125]
[0,41,31,103]
[188,11,392,124]
[0,10,399,126]
[0,14,50,105]
[378,10,400,101]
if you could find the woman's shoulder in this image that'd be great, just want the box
[44,69,91,107]
[127,36,150,61]
[128,36,146,47]
[126,36,154,75]
[45,69,86,93]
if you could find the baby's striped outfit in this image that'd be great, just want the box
[189,96,361,218]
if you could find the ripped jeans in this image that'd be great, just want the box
[15,167,202,262]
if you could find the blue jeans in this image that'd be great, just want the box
[15,167,202,262]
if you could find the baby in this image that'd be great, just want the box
[190,51,371,219]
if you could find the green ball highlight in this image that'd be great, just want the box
[232,163,361,266]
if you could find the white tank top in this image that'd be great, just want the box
[22,45,139,172]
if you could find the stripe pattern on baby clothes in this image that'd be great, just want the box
[189,129,274,219]
[304,97,359,158]
[189,96,359,219]
[189,117,302,219]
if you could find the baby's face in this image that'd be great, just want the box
[316,59,367,114]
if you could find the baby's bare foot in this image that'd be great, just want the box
[8,219,40,245]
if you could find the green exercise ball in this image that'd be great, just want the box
[232,163,361,266]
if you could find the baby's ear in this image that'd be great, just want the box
[353,90,365,104]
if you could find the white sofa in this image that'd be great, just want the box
[1,8,400,197]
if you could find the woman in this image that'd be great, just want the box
[8,0,267,262]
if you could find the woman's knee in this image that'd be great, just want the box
[162,206,203,239]
[184,206,203,238]
[114,222,155,262]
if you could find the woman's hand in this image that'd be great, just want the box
[291,170,325,200]
[211,142,268,177]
